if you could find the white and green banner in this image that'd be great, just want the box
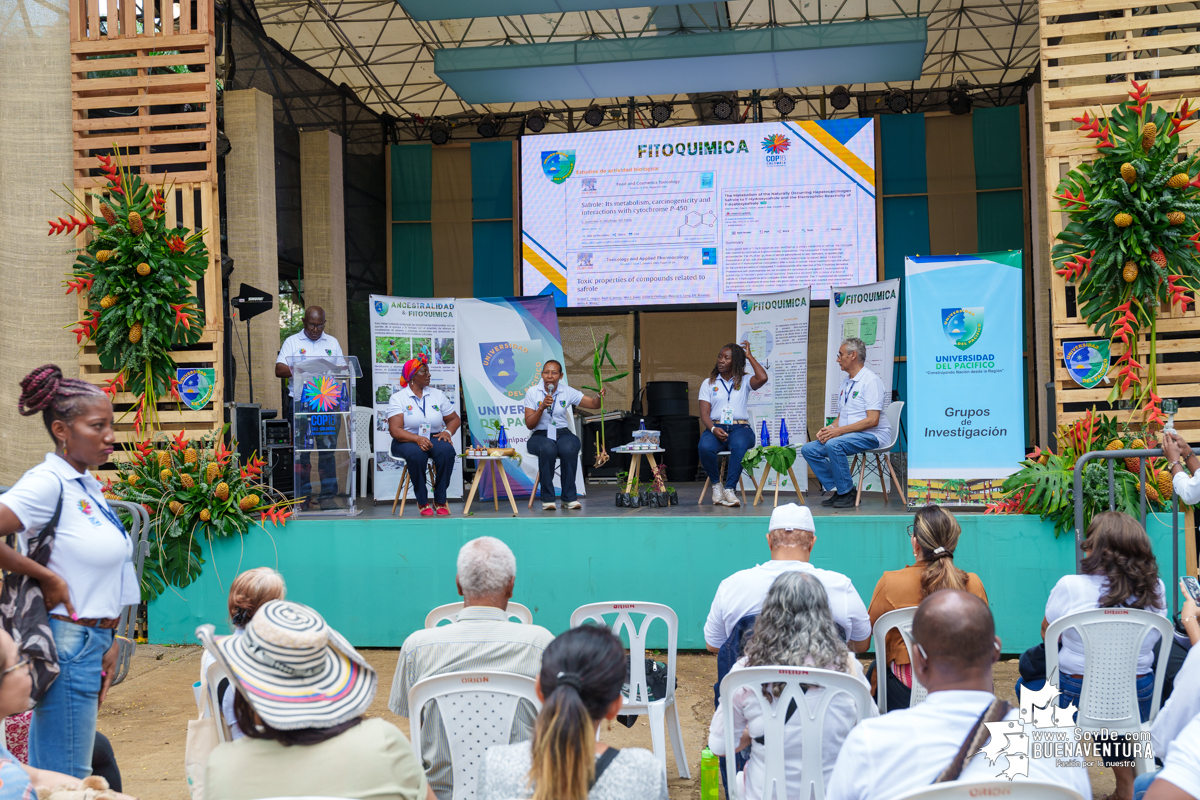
[904,252,1025,506]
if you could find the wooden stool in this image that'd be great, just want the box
[752,462,805,507]
[392,462,437,515]
[463,455,519,516]
[699,452,751,506]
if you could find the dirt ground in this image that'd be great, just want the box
[102,647,1114,800]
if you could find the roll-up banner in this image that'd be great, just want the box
[736,288,810,492]
[904,252,1025,506]
[824,279,901,493]
[368,296,463,503]
[457,296,584,500]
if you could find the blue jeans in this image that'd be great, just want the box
[526,430,581,502]
[30,618,113,777]
[1015,673,1154,767]
[800,432,880,495]
[1134,769,1159,800]
[391,439,456,505]
[698,425,755,489]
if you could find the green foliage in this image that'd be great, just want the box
[581,330,629,455]
[742,445,796,476]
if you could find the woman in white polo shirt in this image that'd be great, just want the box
[387,356,461,517]
[0,365,135,778]
[523,360,604,511]
[698,341,768,507]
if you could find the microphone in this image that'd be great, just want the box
[545,383,557,407]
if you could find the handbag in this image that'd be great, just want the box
[0,486,63,705]
[184,685,221,800]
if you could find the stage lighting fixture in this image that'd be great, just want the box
[476,113,499,138]
[711,95,735,120]
[583,104,605,127]
[772,92,796,117]
[429,119,451,145]
[948,79,972,115]
[650,101,672,124]
[525,108,547,133]
[884,88,909,114]
[829,85,851,110]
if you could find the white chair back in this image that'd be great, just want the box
[893,781,1084,800]
[408,671,541,800]
[1045,607,1173,734]
[569,602,679,710]
[353,406,374,498]
[424,602,533,628]
[874,401,904,451]
[870,607,927,713]
[205,660,234,742]
[719,665,874,800]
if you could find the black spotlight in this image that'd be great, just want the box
[948,79,972,115]
[711,94,735,120]
[429,119,451,145]
[829,85,851,110]
[583,104,605,127]
[884,88,909,114]
[476,113,499,138]
[650,101,672,124]
[525,108,547,133]
[772,91,796,117]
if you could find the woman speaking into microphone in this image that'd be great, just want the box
[387,356,461,517]
[698,341,768,507]
[524,360,604,511]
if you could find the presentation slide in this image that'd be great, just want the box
[521,119,876,307]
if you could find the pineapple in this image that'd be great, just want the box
[1158,469,1174,501]
[199,509,211,522]
[128,211,143,235]
[1169,211,1186,225]
[184,447,198,465]
[214,482,229,501]
[1168,173,1190,189]
[1151,249,1168,268]
[206,462,221,483]
[128,323,142,344]
[95,250,114,263]
[157,450,171,468]
[1114,212,1133,227]
[136,262,151,276]
[168,500,184,516]
[99,295,116,309]
[160,468,172,482]
[1126,439,1146,474]
[1142,121,1157,151]
[180,473,194,489]
[1121,163,1137,184]
[1123,261,1139,282]
[238,494,260,511]
[99,202,117,226]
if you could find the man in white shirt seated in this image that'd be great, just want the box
[1145,715,1200,800]
[1135,596,1200,800]
[826,590,1091,800]
[704,503,871,655]
[800,337,891,508]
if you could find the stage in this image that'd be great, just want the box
[146,479,1190,654]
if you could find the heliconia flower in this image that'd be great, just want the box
[167,235,187,253]
[171,429,188,452]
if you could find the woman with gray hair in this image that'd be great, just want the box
[708,571,873,800]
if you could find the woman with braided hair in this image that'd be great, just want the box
[0,365,134,778]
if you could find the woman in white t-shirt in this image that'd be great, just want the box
[710,571,873,800]
[387,356,461,517]
[0,365,132,778]
[698,342,768,507]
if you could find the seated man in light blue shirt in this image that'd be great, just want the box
[523,360,603,510]
[800,337,891,508]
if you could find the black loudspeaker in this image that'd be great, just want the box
[660,415,700,482]
[231,403,262,463]
[646,381,689,416]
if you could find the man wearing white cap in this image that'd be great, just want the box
[704,503,871,653]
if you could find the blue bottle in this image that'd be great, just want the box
[640,418,646,430]
[497,425,508,448]
[779,418,790,448]
[760,419,770,447]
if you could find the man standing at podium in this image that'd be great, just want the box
[276,306,344,509]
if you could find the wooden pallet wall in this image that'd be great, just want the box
[1041,1,1200,438]
[69,0,222,454]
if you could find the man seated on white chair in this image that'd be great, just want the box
[388,537,554,800]
[826,590,1091,800]
[1143,714,1200,800]
[704,504,872,656]
[800,337,890,509]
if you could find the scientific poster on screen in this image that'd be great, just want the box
[522,120,876,306]
[736,288,810,493]
[368,295,462,503]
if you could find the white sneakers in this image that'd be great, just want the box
[565,501,582,510]
[544,501,583,510]
[711,486,741,507]
[712,485,725,505]
[543,502,557,510]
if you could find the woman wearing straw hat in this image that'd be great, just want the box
[387,356,460,517]
[198,600,433,800]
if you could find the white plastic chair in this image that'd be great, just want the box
[1045,608,1173,774]
[699,451,750,506]
[425,601,533,628]
[853,401,905,507]
[718,665,875,800]
[205,660,234,742]
[893,781,1084,800]
[871,607,927,713]
[569,602,690,778]
[354,406,374,498]
[407,670,542,800]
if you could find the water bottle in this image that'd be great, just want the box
[760,419,770,447]
[779,418,790,448]
[700,748,719,800]
[497,425,508,448]
[640,418,646,430]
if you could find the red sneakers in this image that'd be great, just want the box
[419,505,435,517]
[436,506,451,517]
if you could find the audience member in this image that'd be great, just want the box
[705,504,871,655]
[826,590,1091,800]
[867,505,988,711]
[389,537,554,800]
[1145,715,1200,800]
[199,567,287,740]
[199,601,431,800]
[709,572,874,800]
[476,625,668,800]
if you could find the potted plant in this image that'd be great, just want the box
[647,464,672,507]
[480,418,503,448]
[582,329,629,467]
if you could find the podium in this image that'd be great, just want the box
[289,355,362,516]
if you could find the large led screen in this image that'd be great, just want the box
[521,118,877,306]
